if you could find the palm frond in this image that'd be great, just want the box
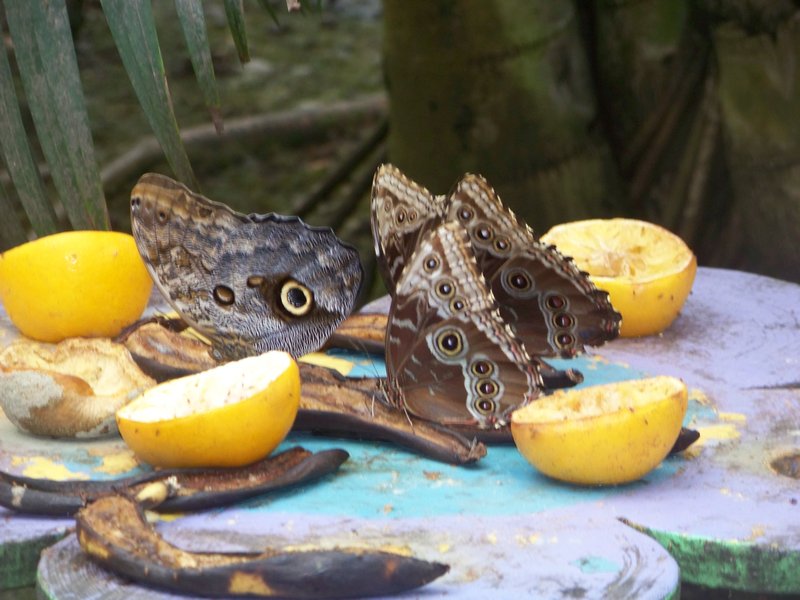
[4,0,109,231]
[99,0,197,188]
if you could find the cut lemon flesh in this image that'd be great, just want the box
[511,376,688,485]
[0,231,152,342]
[117,351,300,468]
[541,219,696,337]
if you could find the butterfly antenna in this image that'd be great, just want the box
[370,377,382,419]
[401,401,415,431]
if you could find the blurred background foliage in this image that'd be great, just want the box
[0,0,799,298]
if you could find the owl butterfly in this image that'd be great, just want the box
[130,173,363,361]
[371,164,621,359]
[385,221,542,429]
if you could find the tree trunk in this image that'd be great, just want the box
[382,0,800,282]
[382,1,622,232]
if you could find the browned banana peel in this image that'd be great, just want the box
[324,312,387,354]
[0,447,347,517]
[77,494,448,599]
[297,363,486,464]
[0,338,155,438]
[116,317,218,381]
[118,318,487,464]
[321,312,701,453]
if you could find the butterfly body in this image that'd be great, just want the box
[130,173,363,361]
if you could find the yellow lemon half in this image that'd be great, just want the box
[117,351,300,468]
[0,231,152,342]
[541,219,696,337]
[511,376,688,485]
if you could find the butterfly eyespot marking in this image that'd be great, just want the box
[213,285,235,306]
[130,197,141,209]
[473,224,493,241]
[396,208,406,224]
[471,359,494,377]
[246,275,265,288]
[556,332,575,348]
[156,209,168,224]
[475,397,496,415]
[280,280,314,316]
[436,279,454,299]
[507,270,532,291]
[476,379,498,398]
[458,207,473,222]
[435,329,463,357]
[450,297,466,312]
[553,312,575,328]
[423,255,440,272]
[494,238,510,252]
[546,294,567,310]
[408,210,418,221]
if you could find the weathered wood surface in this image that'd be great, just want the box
[0,267,796,596]
[38,512,680,600]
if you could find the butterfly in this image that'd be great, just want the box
[371,164,620,359]
[372,165,621,429]
[385,220,542,428]
[130,173,363,361]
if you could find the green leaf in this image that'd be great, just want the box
[3,0,109,231]
[0,176,27,250]
[0,34,58,237]
[257,0,282,27]
[174,0,223,133]
[100,0,197,188]
[224,0,250,64]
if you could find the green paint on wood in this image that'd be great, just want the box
[627,523,800,594]
[0,532,66,590]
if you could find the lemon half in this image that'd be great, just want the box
[511,376,688,485]
[117,351,300,468]
[541,219,696,337]
[0,231,152,342]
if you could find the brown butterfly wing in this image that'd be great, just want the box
[385,221,542,429]
[446,174,621,358]
[130,173,362,360]
[370,164,446,294]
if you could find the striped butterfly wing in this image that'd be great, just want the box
[445,174,621,358]
[370,164,447,295]
[385,221,542,429]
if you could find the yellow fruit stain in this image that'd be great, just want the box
[12,456,90,481]
[87,449,140,475]
[717,411,747,423]
[299,351,354,376]
[696,424,741,444]
[514,533,542,546]
[378,543,413,556]
[229,572,276,596]
[690,388,712,406]
[151,512,183,522]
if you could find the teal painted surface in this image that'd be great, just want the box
[0,349,695,520]
[572,556,622,574]
[248,429,690,519]
[243,352,694,520]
